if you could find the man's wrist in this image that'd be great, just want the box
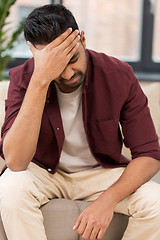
[30,73,51,90]
[97,187,120,208]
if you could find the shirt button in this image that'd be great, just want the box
[48,168,52,172]
[57,127,60,130]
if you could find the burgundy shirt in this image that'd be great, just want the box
[1,49,160,174]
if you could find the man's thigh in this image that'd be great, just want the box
[115,180,160,216]
[0,162,68,205]
[66,166,125,201]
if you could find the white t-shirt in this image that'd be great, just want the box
[55,84,99,173]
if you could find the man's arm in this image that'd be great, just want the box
[3,28,80,171]
[73,157,160,240]
[73,55,160,240]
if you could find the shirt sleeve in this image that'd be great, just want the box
[0,69,26,159]
[120,68,160,161]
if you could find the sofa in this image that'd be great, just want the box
[0,80,160,240]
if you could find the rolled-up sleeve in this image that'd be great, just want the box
[120,69,160,161]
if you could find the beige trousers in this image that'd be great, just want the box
[0,162,160,240]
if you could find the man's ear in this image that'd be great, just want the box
[80,31,86,48]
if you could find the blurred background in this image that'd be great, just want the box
[3,0,160,81]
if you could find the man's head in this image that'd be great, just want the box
[24,4,87,93]
[24,4,79,45]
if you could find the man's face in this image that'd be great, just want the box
[35,32,87,93]
[55,40,87,93]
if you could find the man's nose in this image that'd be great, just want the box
[61,65,74,80]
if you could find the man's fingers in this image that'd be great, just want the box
[97,228,106,240]
[83,225,99,240]
[47,27,73,49]
[73,212,85,231]
[60,29,79,52]
[64,34,80,55]
[48,29,79,53]
[64,33,80,63]
[27,28,80,62]
[73,218,81,230]
[76,220,87,236]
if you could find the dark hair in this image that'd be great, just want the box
[24,4,79,45]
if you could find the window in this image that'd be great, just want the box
[63,0,142,62]
[152,0,160,62]
[63,0,160,79]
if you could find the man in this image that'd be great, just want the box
[0,4,160,240]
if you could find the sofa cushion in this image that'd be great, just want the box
[0,215,7,240]
[0,81,9,170]
[0,81,9,136]
[140,82,160,137]
[41,199,80,240]
[0,100,5,135]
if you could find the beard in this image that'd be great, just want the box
[59,71,85,89]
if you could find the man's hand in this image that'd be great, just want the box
[72,157,160,240]
[27,28,80,86]
[73,195,115,240]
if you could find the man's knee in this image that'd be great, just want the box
[130,181,160,217]
[0,168,34,209]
